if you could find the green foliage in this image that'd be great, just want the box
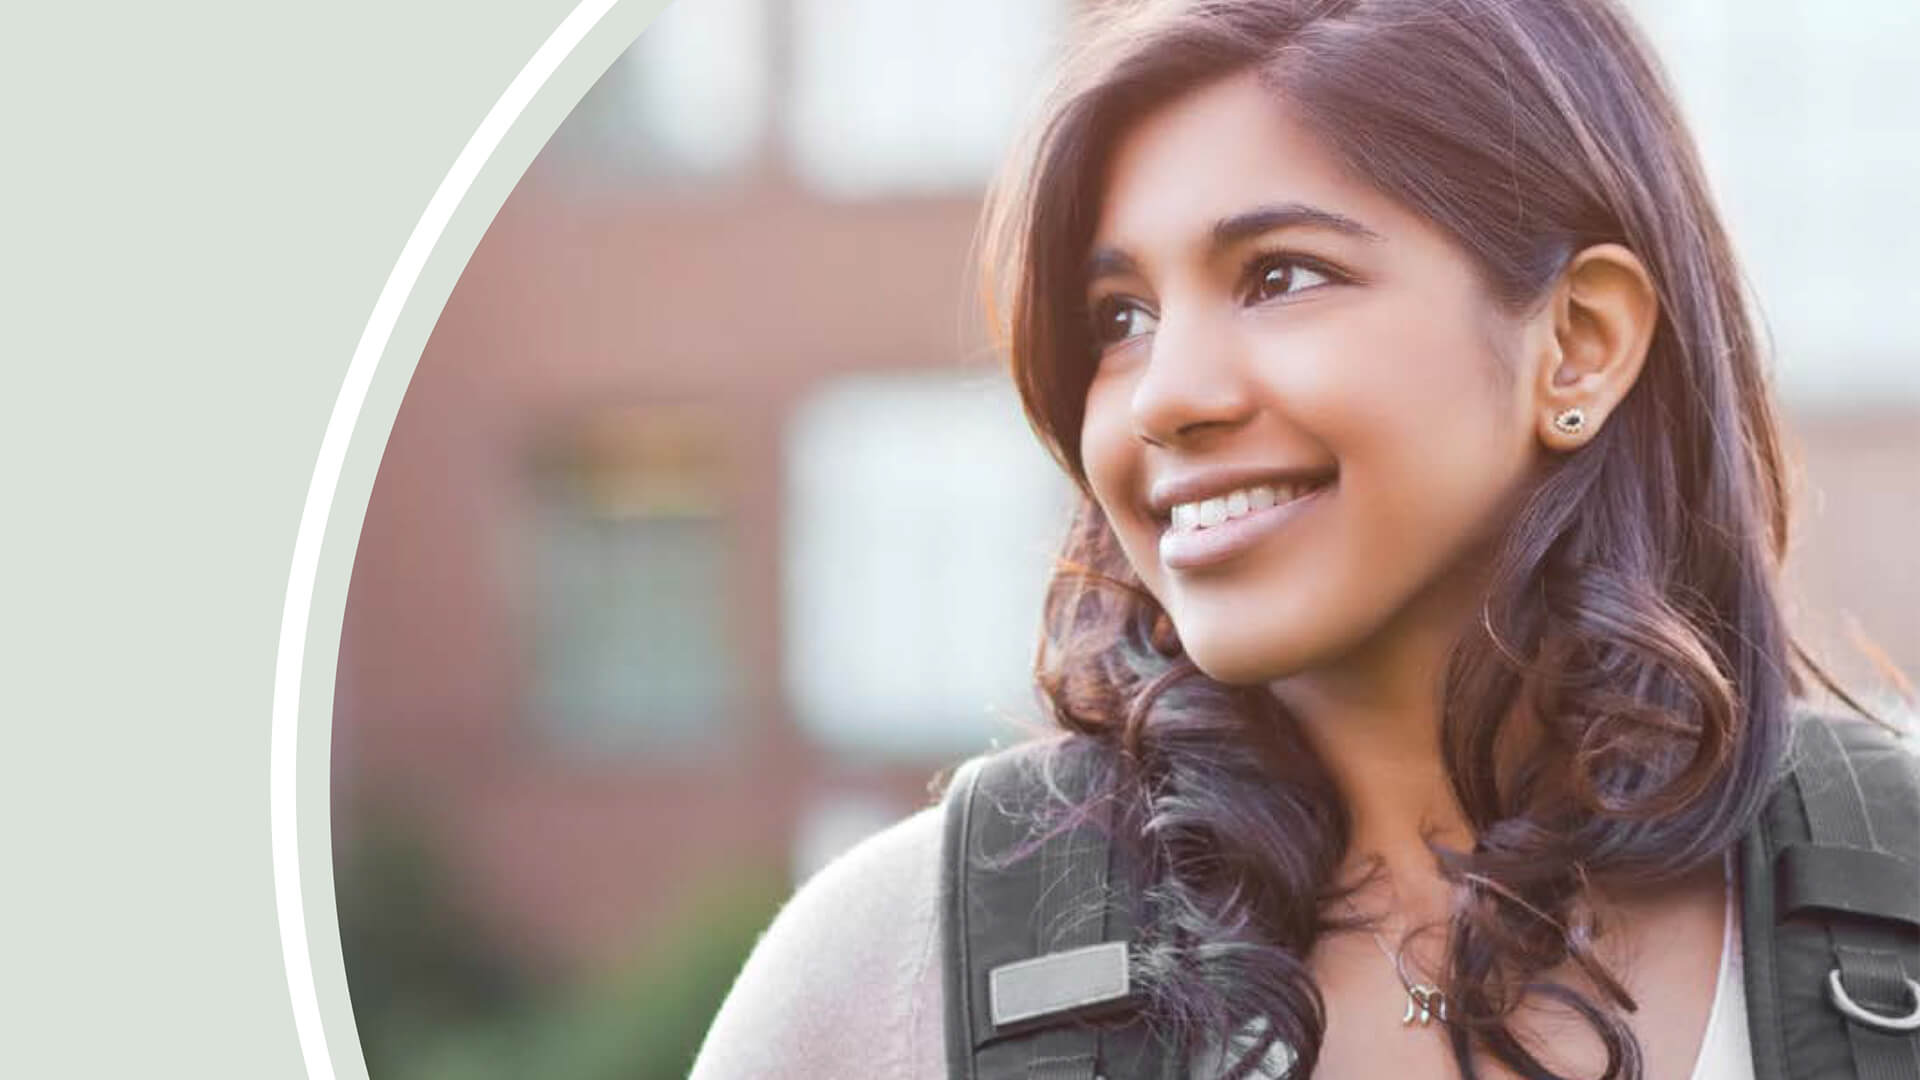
[336,803,786,1080]
[336,804,533,1072]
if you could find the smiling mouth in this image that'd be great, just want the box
[1163,477,1334,534]
[1156,477,1335,571]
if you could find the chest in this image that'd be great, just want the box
[1304,876,1730,1079]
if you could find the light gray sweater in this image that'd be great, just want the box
[690,804,950,1079]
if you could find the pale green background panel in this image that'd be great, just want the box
[2,1,665,1075]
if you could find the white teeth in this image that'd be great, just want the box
[1167,480,1326,532]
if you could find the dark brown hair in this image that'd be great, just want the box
[977,1,1886,1076]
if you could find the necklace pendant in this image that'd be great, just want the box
[1401,985,1447,1026]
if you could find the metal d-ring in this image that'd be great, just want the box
[1826,968,1920,1033]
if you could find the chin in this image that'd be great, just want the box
[1161,579,1344,686]
[1177,628,1315,687]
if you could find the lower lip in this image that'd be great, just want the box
[1157,484,1333,571]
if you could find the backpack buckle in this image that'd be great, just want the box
[1826,968,1920,1033]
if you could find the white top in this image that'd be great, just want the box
[690,805,1756,1079]
[1689,849,1756,1080]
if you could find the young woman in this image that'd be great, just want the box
[692,1,1914,1077]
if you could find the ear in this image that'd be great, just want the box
[1532,243,1659,451]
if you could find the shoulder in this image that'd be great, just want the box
[689,801,949,1079]
[1788,697,1920,774]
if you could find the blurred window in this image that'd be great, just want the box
[1627,0,1920,401]
[526,406,738,756]
[786,0,1072,197]
[542,0,770,187]
[782,372,1073,759]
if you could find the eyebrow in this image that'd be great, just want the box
[1085,201,1382,285]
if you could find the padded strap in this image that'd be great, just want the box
[940,742,1175,1080]
[1016,817,1113,1080]
[1790,712,1920,1079]
[1741,816,1786,1080]
[1777,844,1920,928]
[943,754,986,1080]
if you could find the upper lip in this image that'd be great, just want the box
[1147,464,1338,519]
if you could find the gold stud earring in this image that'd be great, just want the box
[1552,407,1587,436]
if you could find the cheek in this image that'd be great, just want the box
[1079,379,1145,526]
[1078,377,1128,505]
[1325,308,1529,561]
[1323,292,1507,425]
[1079,374,1175,592]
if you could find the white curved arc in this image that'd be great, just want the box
[269,1,621,1076]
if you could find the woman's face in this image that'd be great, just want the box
[1079,71,1549,688]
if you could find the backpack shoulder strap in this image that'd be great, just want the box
[1742,702,1920,1080]
[939,739,1176,1080]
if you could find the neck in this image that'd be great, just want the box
[1266,567,1493,926]
[1279,669,1470,925]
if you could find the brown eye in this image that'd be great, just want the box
[1247,255,1334,304]
[1090,296,1158,346]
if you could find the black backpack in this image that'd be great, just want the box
[939,705,1920,1079]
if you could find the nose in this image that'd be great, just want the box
[1129,305,1257,448]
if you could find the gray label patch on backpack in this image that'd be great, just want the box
[989,941,1132,1028]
